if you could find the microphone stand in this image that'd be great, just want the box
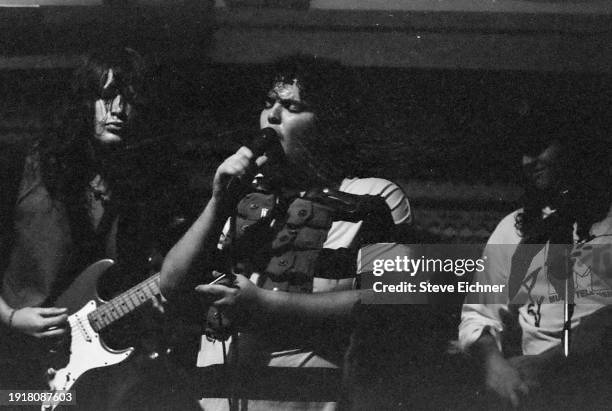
[562,248,574,358]
[559,226,575,358]
[554,190,575,358]
[223,128,280,411]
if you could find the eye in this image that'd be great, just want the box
[264,97,275,109]
[285,102,304,113]
[99,85,119,102]
[123,85,139,103]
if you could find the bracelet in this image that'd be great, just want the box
[8,309,17,329]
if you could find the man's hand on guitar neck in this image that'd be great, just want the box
[5,306,68,339]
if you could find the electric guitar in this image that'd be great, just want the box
[39,259,163,410]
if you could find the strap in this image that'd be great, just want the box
[314,248,358,279]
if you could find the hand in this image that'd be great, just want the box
[508,355,544,390]
[484,352,529,408]
[149,294,166,314]
[195,274,261,318]
[211,147,267,199]
[10,307,69,339]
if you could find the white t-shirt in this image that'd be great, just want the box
[459,206,612,355]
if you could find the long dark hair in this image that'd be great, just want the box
[38,47,152,203]
[515,119,612,241]
[33,47,186,285]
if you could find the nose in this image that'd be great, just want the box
[267,102,282,125]
[110,94,125,116]
[522,154,537,168]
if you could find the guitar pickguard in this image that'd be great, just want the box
[44,300,134,410]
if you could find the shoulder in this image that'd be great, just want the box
[0,142,45,205]
[16,149,45,203]
[487,209,522,245]
[339,177,403,196]
[339,177,412,225]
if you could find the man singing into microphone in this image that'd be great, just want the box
[160,54,411,409]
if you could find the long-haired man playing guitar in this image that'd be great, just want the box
[0,47,195,410]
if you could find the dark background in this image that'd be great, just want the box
[3,62,610,242]
[2,3,611,246]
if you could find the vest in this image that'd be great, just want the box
[227,187,396,293]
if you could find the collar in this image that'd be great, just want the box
[590,204,612,238]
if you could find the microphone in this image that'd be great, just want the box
[226,127,281,198]
[249,127,280,159]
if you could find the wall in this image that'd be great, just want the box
[1,3,610,242]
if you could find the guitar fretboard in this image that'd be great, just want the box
[87,273,161,332]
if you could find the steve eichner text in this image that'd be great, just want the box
[371,256,486,277]
[372,281,505,293]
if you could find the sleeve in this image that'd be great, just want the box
[380,180,412,226]
[458,211,520,352]
[314,178,411,292]
[358,178,411,226]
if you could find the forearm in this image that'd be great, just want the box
[160,196,227,299]
[470,331,504,363]
[255,288,370,325]
[0,296,14,325]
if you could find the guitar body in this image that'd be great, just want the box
[44,260,134,409]
[1,259,177,410]
[54,259,115,313]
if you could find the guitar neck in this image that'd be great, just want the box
[88,273,161,332]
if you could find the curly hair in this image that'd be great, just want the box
[514,118,612,241]
[265,54,362,184]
